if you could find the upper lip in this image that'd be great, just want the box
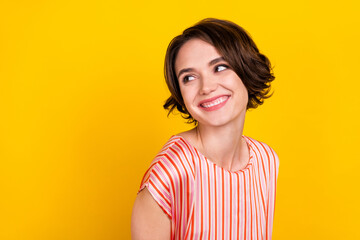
[198,95,230,106]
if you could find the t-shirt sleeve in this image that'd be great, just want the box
[265,145,280,239]
[270,146,280,180]
[138,157,173,218]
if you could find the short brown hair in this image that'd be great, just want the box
[163,18,275,124]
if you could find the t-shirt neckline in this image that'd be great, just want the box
[172,134,254,173]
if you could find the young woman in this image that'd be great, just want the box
[131,18,279,240]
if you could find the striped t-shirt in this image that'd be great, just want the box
[139,135,279,240]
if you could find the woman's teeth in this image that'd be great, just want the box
[201,96,228,108]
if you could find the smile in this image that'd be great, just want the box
[199,95,230,111]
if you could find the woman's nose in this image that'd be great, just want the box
[199,77,217,95]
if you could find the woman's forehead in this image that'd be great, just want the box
[175,39,222,73]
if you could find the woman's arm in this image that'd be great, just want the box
[131,188,171,240]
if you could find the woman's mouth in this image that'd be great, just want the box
[199,95,230,111]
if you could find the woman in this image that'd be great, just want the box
[131,18,279,240]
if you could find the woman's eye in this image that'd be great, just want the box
[183,75,195,83]
[215,65,228,72]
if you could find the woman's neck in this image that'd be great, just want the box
[181,117,249,172]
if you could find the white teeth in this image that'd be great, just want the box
[201,96,228,108]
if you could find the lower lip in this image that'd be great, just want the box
[199,96,230,112]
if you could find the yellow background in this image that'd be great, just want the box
[1,0,359,239]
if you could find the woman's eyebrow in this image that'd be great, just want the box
[177,68,194,79]
[177,57,225,79]
[209,57,225,66]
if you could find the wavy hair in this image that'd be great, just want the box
[163,18,275,124]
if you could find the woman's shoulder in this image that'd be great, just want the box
[140,135,196,190]
[245,135,280,167]
[155,134,192,158]
[149,134,196,173]
[245,135,278,154]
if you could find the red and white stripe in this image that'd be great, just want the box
[139,135,279,240]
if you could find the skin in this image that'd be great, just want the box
[175,38,250,171]
[131,188,171,240]
[131,38,250,239]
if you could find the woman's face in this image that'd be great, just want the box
[175,38,248,127]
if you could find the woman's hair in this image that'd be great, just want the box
[163,18,275,124]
